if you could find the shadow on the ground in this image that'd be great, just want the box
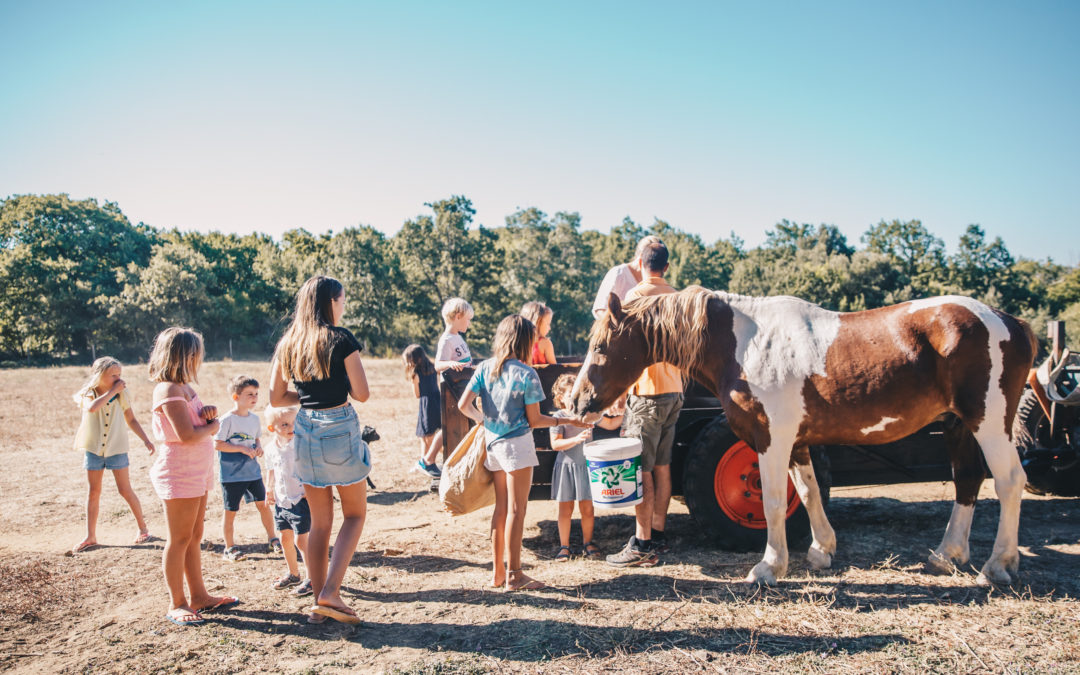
[331,572,999,614]
[523,494,1080,598]
[348,550,488,573]
[209,610,910,660]
[367,489,433,506]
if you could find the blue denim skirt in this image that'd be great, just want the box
[294,405,371,488]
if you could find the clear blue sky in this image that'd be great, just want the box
[2,1,1077,262]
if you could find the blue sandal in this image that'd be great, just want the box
[553,545,572,562]
[165,610,204,626]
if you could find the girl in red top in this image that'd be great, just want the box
[521,301,555,365]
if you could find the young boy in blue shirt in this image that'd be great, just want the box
[214,375,278,560]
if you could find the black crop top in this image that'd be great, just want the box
[294,327,363,409]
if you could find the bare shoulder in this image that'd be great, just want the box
[152,381,187,404]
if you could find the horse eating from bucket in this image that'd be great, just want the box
[571,287,1036,586]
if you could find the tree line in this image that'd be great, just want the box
[2,193,1078,366]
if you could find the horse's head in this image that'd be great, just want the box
[570,293,651,420]
[570,286,720,421]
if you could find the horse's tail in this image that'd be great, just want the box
[1002,312,1039,442]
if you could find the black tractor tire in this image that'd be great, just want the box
[1014,388,1080,497]
[683,419,832,552]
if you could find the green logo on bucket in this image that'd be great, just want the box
[587,456,642,505]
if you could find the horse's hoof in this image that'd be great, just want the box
[806,545,832,570]
[745,562,779,585]
[925,551,964,575]
[976,564,1013,587]
[1006,557,1020,576]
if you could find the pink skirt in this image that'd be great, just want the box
[149,439,215,500]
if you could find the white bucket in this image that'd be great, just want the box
[584,437,643,509]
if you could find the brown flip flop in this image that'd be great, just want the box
[310,605,361,624]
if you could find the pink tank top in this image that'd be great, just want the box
[149,392,215,500]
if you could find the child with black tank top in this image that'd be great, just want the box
[269,275,371,625]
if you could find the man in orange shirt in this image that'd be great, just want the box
[606,241,683,567]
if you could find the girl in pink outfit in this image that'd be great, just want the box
[148,327,239,627]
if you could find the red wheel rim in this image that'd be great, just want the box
[713,441,800,529]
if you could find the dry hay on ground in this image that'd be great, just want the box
[0,359,1077,673]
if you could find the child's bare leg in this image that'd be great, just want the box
[280,527,298,576]
[77,469,104,549]
[187,494,233,610]
[112,467,148,535]
[222,509,237,549]
[308,483,365,616]
[506,467,538,589]
[431,429,444,462]
[304,486,334,606]
[161,495,202,621]
[318,482,366,612]
[557,501,574,547]
[579,499,595,544]
[422,431,442,465]
[490,470,508,587]
[296,532,310,579]
[255,500,276,541]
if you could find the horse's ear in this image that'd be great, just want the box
[607,293,624,322]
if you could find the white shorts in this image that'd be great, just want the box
[484,430,538,473]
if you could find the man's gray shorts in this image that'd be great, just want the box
[623,392,684,473]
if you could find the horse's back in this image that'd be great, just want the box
[797,295,1034,444]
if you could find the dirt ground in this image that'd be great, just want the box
[0,359,1077,674]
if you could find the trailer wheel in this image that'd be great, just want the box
[683,419,831,551]
[1014,389,1080,497]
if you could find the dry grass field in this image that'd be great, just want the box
[0,359,1078,674]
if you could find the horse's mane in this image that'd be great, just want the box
[589,285,714,376]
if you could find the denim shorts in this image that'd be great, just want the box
[294,405,371,488]
[84,451,129,471]
[221,478,267,511]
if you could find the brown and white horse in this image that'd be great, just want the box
[571,286,1036,586]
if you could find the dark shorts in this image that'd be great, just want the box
[221,478,266,511]
[624,393,684,472]
[274,498,311,535]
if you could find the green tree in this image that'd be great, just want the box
[1047,265,1080,312]
[166,230,286,356]
[391,196,500,350]
[950,224,1014,297]
[862,219,947,297]
[765,221,854,258]
[106,240,216,354]
[0,194,155,359]
[324,226,399,354]
[496,208,599,353]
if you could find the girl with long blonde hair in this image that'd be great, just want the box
[457,314,590,591]
[71,357,155,554]
[269,275,371,624]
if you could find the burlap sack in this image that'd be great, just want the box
[438,424,495,516]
